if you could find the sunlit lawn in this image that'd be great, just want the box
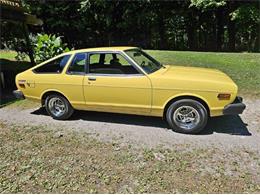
[0,50,31,71]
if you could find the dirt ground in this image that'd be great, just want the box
[0,97,259,151]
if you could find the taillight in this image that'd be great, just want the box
[18,80,26,88]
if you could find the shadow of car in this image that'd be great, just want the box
[31,107,251,136]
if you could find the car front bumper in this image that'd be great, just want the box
[13,90,25,100]
[223,96,246,115]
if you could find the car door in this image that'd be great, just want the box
[83,51,152,115]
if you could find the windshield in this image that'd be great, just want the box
[125,49,163,74]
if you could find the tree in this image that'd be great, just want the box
[230,4,260,51]
[17,0,260,52]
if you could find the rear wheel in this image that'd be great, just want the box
[166,99,208,134]
[45,94,74,120]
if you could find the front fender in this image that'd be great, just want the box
[163,92,211,110]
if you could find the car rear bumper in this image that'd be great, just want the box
[13,90,25,100]
[223,96,246,115]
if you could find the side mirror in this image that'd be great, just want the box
[133,52,141,57]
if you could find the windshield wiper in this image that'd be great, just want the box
[159,63,166,69]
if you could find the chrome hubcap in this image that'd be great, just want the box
[48,97,67,117]
[173,106,200,130]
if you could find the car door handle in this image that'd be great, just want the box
[88,77,96,81]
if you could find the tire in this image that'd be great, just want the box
[166,99,208,134]
[45,94,74,120]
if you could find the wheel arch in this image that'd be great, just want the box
[163,94,210,119]
[41,90,70,106]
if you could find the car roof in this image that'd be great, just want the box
[65,46,138,55]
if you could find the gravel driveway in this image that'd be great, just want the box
[0,98,259,152]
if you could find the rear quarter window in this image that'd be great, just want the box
[33,55,71,73]
[67,53,86,74]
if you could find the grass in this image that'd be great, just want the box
[6,99,40,109]
[0,50,19,60]
[0,121,259,193]
[0,50,31,72]
[0,50,30,62]
[147,50,260,96]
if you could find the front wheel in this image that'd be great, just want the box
[166,99,208,134]
[45,94,74,120]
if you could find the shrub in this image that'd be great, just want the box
[16,33,70,63]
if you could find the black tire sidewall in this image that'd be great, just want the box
[166,99,208,134]
[45,94,74,120]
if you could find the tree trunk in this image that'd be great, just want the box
[187,11,196,50]
[254,30,260,52]
[228,20,236,51]
[22,22,35,66]
[227,0,236,51]
[216,8,224,51]
[157,8,167,50]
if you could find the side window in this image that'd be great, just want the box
[89,53,140,75]
[67,53,86,74]
[116,54,130,66]
[89,53,100,64]
[33,55,71,73]
[104,54,113,65]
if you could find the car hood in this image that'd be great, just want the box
[151,65,238,93]
[163,65,231,81]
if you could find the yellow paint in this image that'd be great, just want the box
[15,47,238,117]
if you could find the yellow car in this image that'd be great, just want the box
[14,47,245,134]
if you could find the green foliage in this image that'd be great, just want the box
[15,51,28,61]
[16,33,70,63]
[230,5,260,51]
[230,5,260,25]
[0,22,25,50]
[190,0,226,9]
[33,34,70,63]
[10,1,260,52]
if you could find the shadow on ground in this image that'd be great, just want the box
[0,59,32,107]
[31,107,251,136]
[0,89,18,107]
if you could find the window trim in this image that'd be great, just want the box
[124,48,161,65]
[66,52,87,76]
[86,51,144,76]
[32,54,72,74]
[124,48,163,74]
